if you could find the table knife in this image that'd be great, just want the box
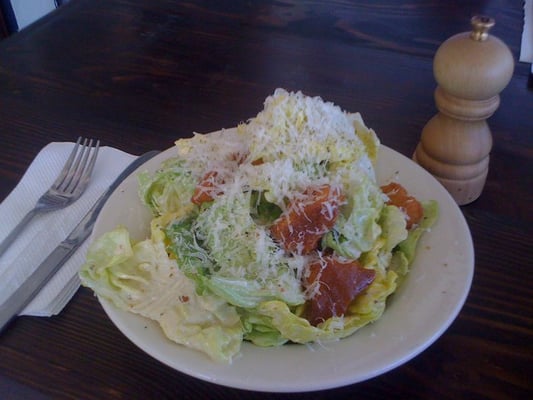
[0,150,160,332]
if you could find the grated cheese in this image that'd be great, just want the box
[171,88,381,306]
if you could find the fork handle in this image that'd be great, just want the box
[0,208,41,258]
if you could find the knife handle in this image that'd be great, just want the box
[0,244,74,332]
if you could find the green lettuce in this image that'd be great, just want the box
[138,157,196,216]
[166,191,305,308]
[389,200,439,284]
[80,226,243,363]
[322,174,385,259]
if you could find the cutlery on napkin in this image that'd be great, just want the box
[0,142,137,317]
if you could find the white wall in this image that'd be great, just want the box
[10,0,56,30]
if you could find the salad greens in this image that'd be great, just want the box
[80,89,438,363]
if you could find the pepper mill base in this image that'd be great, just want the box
[413,149,488,205]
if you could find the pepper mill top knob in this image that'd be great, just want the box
[433,15,514,101]
[470,15,495,41]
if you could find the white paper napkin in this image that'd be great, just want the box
[0,142,136,316]
[521,0,533,62]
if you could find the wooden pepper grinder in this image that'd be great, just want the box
[413,16,514,205]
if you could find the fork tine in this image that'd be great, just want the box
[61,138,90,191]
[65,138,93,192]
[69,139,100,195]
[51,137,82,189]
[84,140,100,179]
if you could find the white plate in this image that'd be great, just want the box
[93,136,474,393]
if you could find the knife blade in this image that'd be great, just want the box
[0,150,160,332]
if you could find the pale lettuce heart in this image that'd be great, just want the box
[80,226,243,363]
[322,174,385,260]
[138,157,197,217]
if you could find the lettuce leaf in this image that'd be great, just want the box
[189,189,305,307]
[322,174,385,259]
[246,270,396,345]
[80,226,243,363]
[396,200,439,264]
[138,157,196,216]
[389,200,439,285]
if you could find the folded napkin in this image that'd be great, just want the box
[0,142,136,316]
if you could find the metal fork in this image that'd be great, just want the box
[0,137,100,258]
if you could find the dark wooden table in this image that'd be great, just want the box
[0,1,531,399]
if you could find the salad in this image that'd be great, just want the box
[80,89,438,363]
